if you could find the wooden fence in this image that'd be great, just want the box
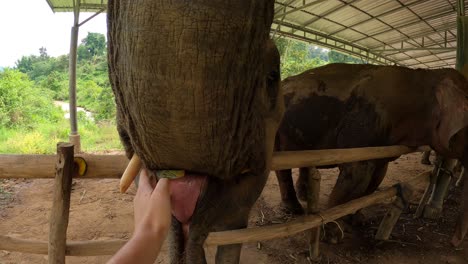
[0,144,431,262]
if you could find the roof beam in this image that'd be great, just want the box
[272,21,400,65]
[372,47,456,52]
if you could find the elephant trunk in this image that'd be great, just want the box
[108,0,274,180]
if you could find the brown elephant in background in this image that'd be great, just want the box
[107,1,283,263]
[275,63,468,245]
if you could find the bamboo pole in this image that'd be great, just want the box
[0,145,429,179]
[0,154,128,179]
[0,236,126,256]
[375,183,413,240]
[48,143,74,264]
[305,167,321,261]
[271,145,429,171]
[204,170,431,246]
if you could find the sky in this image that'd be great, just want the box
[0,0,107,67]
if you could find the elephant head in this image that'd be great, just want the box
[107,1,282,263]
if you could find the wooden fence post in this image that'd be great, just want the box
[375,183,413,240]
[48,142,74,264]
[304,167,321,261]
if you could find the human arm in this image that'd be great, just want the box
[108,169,171,264]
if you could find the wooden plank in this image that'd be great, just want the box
[0,154,128,179]
[375,183,413,240]
[48,143,74,264]
[305,167,321,260]
[0,236,126,256]
[271,145,430,171]
[0,145,429,179]
[204,170,431,246]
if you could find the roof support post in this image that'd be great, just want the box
[451,0,468,248]
[456,0,468,76]
[68,0,81,153]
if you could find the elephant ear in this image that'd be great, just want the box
[435,76,468,152]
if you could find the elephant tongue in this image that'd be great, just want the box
[169,174,207,224]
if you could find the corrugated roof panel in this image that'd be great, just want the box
[45,0,465,68]
[304,0,344,15]
[354,38,383,49]
[378,8,419,28]
[334,28,367,42]
[352,0,400,16]
[326,5,370,26]
[46,0,106,12]
[398,22,433,36]
[409,0,454,17]
[352,20,391,36]
[310,19,347,34]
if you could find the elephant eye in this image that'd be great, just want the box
[267,71,280,83]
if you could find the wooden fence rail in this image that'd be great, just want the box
[204,170,431,246]
[0,145,429,179]
[0,170,431,255]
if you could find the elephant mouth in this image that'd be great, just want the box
[169,173,208,239]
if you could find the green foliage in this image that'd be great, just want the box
[274,38,327,79]
[0,69,62,128]
[328,50,363,64]
[274,37,368,79]
[0,32,121,154]
[0,119,122,154]
[77,32,106,62]
[14,32,115,122]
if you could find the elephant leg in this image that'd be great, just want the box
[216,244,242,264]
[423,156,457,219]
[276,169,304,214]
[324,162,376,244]
[168,217,185,264]
[456,167,465,187]
[328,161,375,207]
[364,160,389,195]
[421,150,432,165]
[296,167,318,202]
[452,168,468,247]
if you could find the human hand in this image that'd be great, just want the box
[133,169,172,238]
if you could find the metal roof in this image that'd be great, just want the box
[46,0,106,12]
[46,0,465,68]
[273,0,466,68]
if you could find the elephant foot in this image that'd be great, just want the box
[296,182,308,202]
[322,220,347,244]
[280,200,304,215]
[422,204,443,219]
[421,158,431,165]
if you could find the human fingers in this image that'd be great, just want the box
[154,178,170,194]
[136,169,153,195]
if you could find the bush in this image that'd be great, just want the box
[0,69,62,128]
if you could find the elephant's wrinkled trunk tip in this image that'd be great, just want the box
[120,154,142,193]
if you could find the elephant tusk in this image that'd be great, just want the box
[120,154,142,193]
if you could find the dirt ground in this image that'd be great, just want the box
[2,152,468,264]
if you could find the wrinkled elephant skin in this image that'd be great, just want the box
[107,1,283,263]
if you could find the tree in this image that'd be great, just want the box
[328,50,363,64]
[78,32,106,61]
[0,69,60,128]
[274,38,327,79]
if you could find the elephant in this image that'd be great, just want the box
[107,1,283,263]
[275,63,468,245]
